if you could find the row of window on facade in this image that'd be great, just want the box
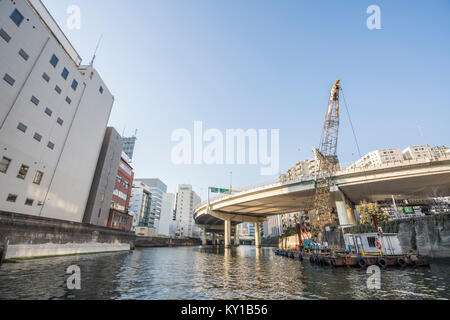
[1,156,44,183]
[16,121,55,150]
[116,175,129,190]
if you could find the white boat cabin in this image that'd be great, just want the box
[344,233,404,255]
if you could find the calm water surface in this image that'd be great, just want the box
[0,246,449,300]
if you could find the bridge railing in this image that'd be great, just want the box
[196,154,450,210]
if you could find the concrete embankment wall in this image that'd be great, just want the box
[135,236,201,247]
[277,214,450,258]
[0,211,134,261]
[344,213,450,258]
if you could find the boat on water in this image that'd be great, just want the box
[275,232,429,268]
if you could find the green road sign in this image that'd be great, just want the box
[210,187,230,194]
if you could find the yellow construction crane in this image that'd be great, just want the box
[309,79,341,237]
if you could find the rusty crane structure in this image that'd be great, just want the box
[308,79,342,237]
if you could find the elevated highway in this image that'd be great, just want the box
[195,155,450,248]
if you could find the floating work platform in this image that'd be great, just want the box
[274,249,429,268]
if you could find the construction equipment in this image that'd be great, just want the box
[308,79,342,237]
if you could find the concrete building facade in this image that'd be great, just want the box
[134,178,167,232]
[129,181,153,229]
[174,184,201,238]
[0,0,114,223]
[83,127,123,226]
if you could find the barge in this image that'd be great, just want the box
[275,232,429,268]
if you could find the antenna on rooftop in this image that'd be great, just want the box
[90,33,104,66]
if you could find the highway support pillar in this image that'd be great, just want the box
[224,219,231,248]
[234,225,240,247]
[255,222,262,249]
[202,229,207,246]
[331,186,357,226]
[212,233,217,246]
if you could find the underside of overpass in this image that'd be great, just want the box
[194,158,450,248]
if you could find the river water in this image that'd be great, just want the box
[0,246,449,300]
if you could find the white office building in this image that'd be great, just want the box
[129,181,153,229]
[0,0,114,222]
[158,192,175,237]
[174,184,201,238]
[134,178,167,233]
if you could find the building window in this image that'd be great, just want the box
[19,49,29,61]
[61,68,69,80]
[25,198,34,206]
[0,29,11,43]
[99,86,104,94]
[0,157,12,174]
[33,171,44,185]
[55,85,61,94]
[17,164,29,180]
[42,72,50,82]
[50,54,59,68]
[57,117,64,126]
[10,9,24,27]
[31,96,39,106]
[47,141,55,150]
[65,97,71,104]
[17,122,27,133]
[71,79,78,91]
[3,73,15,86]
[44,107,52,117]
[6,194,18,203]
[33,132,42,142]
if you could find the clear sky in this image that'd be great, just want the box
[43,0,450,198]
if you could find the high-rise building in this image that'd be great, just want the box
[0,0,114,222]
[83,127,123,226]
[158,193,175,237]
[174,184,201,238]
[239,222,255,237]
[348,148,404,169]
[402,145,433,161]
[122,135,137,160]
[107,152,134,231]
[134,178,167,232]
[267,215,283,237]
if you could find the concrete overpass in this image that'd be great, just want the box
[194,155,450,248]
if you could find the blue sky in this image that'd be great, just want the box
[43,0,450,198]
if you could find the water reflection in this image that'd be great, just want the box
[0,246,449,300]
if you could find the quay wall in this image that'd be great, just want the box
[135,236,201,247]
[344,213,450,258]
[0,211,201,261]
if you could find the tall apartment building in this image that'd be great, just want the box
[348,148,404,169]
[0,0,114,222]
[174,184,201,238]
[129,181,153,228]
[158,192,175,237]
[402,144,433,160]
[268,215,283,237]
[134,178,167,233]
[83,127,123,226]
[107,152,134,231]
